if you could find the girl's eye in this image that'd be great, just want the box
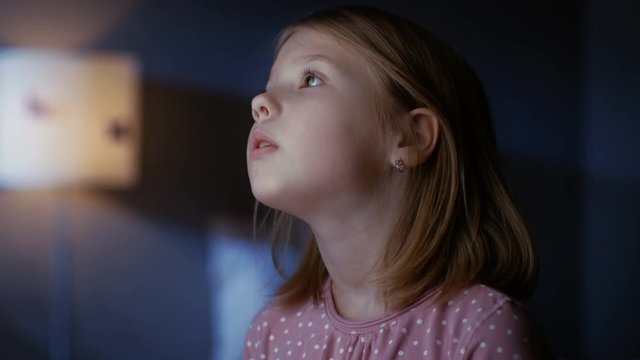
[302,69,323,88]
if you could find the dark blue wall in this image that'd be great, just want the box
[582,0,640,355]
[0,0,638,358]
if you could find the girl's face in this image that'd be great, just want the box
[247,27,390,220]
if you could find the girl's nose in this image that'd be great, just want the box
[251,92,277,122]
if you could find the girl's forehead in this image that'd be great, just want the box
[275,28,340,62]
[270,27,368,77]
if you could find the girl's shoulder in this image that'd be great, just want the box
[413,284,554,359]
[244,297,325,358]
[379,283,516,330]
[429,283,515,319]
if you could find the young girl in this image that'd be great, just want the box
[244,5,553,359]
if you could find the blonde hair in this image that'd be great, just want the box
[260,5,537,310]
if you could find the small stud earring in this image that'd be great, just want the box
[394,159,406,173]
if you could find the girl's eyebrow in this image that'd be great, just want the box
[299,54,342,75]
[300,54,338,66]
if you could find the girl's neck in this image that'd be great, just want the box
[329,279,387,321]
[307,186,403,321]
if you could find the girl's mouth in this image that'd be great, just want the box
[248,129,279,159]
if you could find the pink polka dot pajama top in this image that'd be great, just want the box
[244,282,553,359]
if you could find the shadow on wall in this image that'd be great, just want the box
[91,80,258,357]
[86,79,259,359]
[102,78,256,227]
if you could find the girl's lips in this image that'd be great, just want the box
[248,128,279,160]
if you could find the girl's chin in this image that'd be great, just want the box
[250,186,289,211]
[251,189,308,218]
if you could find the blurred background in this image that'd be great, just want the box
[0,0,638,359]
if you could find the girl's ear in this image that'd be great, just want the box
[390,107,440,169]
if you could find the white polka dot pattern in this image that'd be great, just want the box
[243,284,551,359]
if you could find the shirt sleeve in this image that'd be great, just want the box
[242,310,269,360]
[462,301,555,359]
[242,320,257,360]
